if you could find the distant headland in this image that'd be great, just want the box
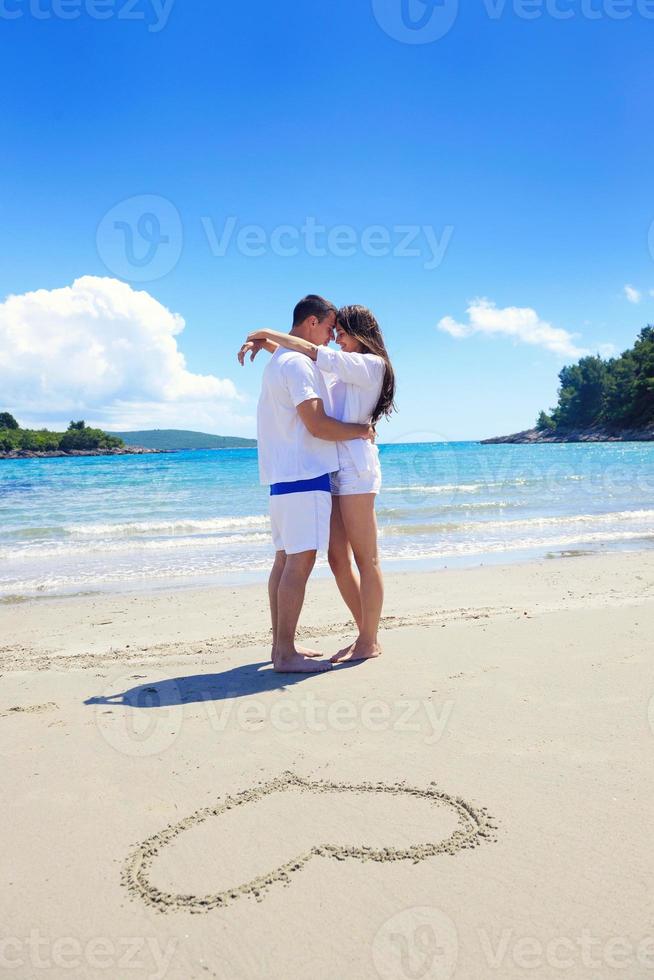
[0,416,257,459]
[481,423,654,444]
[482,326,654,444]
[112,429,257,451]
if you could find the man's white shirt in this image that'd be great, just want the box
[257,349,339,485]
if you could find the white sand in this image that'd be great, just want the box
[1,550,653,979]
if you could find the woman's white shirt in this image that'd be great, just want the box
[315,346,385,476]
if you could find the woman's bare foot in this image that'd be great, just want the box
[273,650,332,673]
[331,640,357,662]
[331,641,382,664]
[296,645,323,658]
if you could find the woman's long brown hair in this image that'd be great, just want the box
[336,305,397,426]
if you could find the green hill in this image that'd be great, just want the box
[534,325,654,434]
[112,429,257,451]
[482,325,654,443]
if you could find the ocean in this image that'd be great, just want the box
[2,441,654,598]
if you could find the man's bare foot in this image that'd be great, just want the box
[270,644,322,662]
[331,641,382,664]
[273,651,332,673]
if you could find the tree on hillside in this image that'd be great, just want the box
[68,420,87,431]
[537,327,654,433]
[551,356,608,430]
[0,412,19,430]
[630,326,654,424]
[60,425,123,451]
[536,410,555,432]
[603,350,637,426]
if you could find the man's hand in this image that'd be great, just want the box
[296,400,379,443]
[237,339,265,365]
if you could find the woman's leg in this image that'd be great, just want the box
[332,493,383,662]
[328,496,363,630]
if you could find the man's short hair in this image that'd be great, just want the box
[292,294,337,327]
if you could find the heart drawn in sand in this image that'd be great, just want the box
[122,772,497,912]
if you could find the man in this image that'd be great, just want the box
[248,295,374,673]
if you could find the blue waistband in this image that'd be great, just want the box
[270,473,331,496]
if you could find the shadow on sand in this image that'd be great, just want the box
[84,658,362,709]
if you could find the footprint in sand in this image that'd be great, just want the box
[1,702,58,717]
[122,772,497,912]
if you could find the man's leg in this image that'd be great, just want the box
[268,550,287,658]
[274,550,331,673]
[269,549,322,660]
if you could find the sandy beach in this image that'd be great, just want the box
[2,549,653,979]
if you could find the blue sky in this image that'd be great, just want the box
[1,0,653,441]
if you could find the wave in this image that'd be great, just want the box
[376,500,514,518]
[382,475,587,494]
[379,508,654,537]
[381,529,654,560]
[64,515,270,537]
[0,531,271,561]
[2,516,271,542]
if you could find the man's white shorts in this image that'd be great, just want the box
[269,489,332,555]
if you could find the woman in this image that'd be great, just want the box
[241,305,396,663]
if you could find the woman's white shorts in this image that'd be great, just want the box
[330,462,382,496]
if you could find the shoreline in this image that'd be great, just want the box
[0,447,172,460]
[481,424,654,443]
[3,536,653,605]
[2,545,651,664]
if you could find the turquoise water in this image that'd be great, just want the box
[1,442,654,597]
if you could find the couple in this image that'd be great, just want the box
[238,294,396,674]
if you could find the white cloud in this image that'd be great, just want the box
[598,343,617,358]
[624,284,641,304]
[0,276,250,432]
[437,298,588,359]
